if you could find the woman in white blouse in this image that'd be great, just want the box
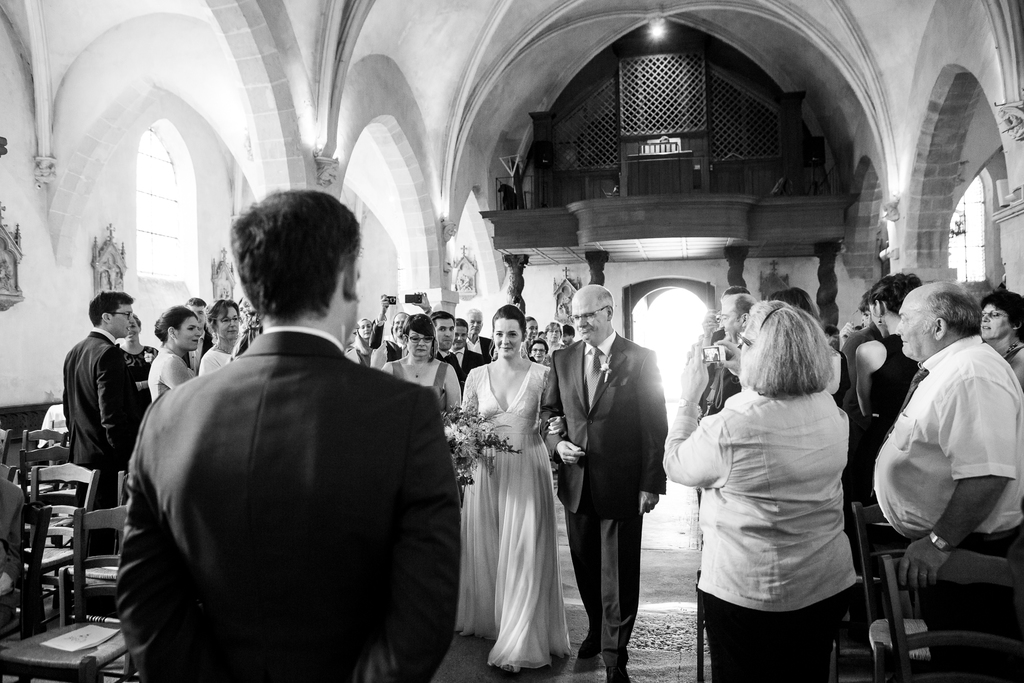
[149,306,204,401]
[665,301,855,683]
[199,299,240,376]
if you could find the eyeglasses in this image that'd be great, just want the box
[981,310,1006,320]
[218,316,241,324]
[737,333,754,348]
[407,335,433,346]
[108,311,133,318]
[570,305,611,325]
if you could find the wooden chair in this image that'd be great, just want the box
[850,501,920,683]
[18,441,71,501]
[0,506,133,683]
[5,502,53,640]
[0,428,16,467]
[878,552,1024,682]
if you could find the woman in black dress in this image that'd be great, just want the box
[117,313,159,417]
[851,274,922,502]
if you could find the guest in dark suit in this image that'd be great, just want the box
[450,318,485,389]
[541,285,668,683]
[62,290,140,512]
[432,310,467,387]
[467,308,493,362]
[117,190,462,683]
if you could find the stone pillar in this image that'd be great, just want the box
[779,92,806,195]
[585,250,609,285]
[503,254,529,312]
[814,241,842,326]
[722,246,749,288]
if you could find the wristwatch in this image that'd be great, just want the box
[928,531,953,552]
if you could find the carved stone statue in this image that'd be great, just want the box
[503,254,529,312]
[91,224,128,295]
[442,219,459,243]
[0,204,25,311]
[34,156,57,185]
[553,267,581,324]
[759,260,789,300]
[211,248,236,300]
[452,246,478,300]
[998,101,1024,143]
[315,156,340,188]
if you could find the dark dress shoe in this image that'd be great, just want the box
[577,634,600,659]
[606,665,631,683]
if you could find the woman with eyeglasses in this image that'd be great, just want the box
[381,313,461,411]
[980,289,1024,388]
[199,299,240,376]
[664,301,855,683]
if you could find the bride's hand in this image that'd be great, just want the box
[547,416,566,435]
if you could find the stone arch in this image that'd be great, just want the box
[903,66,990,273]
[358,116,441,289]
[457,190,502,298]
[621,277,716,339]
[201,0,310,194]
[844,156,883,280]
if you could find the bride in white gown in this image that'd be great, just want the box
[457,305,570,672]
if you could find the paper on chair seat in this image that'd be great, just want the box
[41,625,118,652]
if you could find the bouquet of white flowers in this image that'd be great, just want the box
[442,406,520,488]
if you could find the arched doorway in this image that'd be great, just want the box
[624,278,714,401]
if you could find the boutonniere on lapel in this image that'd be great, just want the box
[600,359,612,383]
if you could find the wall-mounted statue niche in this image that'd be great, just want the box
[759,260,789,300]
[452,246,477,300]
[0,203,24,312]
[91,224,127,295]
[553,267,582,323]
[211,248,235,301]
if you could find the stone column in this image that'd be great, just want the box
[585,250,609,285]
[722,246,749,288]
[503,254,529,312]
[814,241,842,326]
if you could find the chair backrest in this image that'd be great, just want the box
[0,429,11,467]
[851,501,909,624]
[30,463,98,516]
[879,553,1024,682]
[71,506,127,623]
[18,443,71,499]
[22,429,68,450]
[20,502,52,639]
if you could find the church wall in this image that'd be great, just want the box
[351,205,400,332]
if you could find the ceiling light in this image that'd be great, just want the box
[650,18,666,40]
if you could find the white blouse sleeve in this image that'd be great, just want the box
[462,367,481,412]
[663,409,733,489]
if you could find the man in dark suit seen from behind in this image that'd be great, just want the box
[466,308,494,361]
[450,318,485,389]
[62,290,140,514]
[117,190,462,683]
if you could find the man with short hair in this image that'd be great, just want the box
[63,290,140,514]
[431,310,467,387]
[186,297,213,371]
[875,282,1024,667]
[466,308,493,361]
[702,291,755,416]
[118,190,461,682]
[541,285,668,683]
[561,324,576,346]
[372,310,409,367]
[449,318,485,389]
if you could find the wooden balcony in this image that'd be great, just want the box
[482,193,855,264]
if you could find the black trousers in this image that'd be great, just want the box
[701,589,849,683]
[564,483,643,668]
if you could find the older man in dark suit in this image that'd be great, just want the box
[117,191,461,682]
[541,285,668,683]
[62,290,139,512]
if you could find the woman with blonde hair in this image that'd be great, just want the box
[664,301,855,683]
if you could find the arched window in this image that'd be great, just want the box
[948,176,986,282]
[136,128,181,278]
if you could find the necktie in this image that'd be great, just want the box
[585,348,603,411]
[884,366,930,441]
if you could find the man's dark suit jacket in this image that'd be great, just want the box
[437,351,467,387]
[62,332,139,474]
[475,336,494,363]
[117,331,462,682]
[450,348,485,389]
[541,334,668,519]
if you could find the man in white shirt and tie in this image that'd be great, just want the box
[450,318,485,389]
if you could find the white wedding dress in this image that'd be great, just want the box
[456,363,570,670]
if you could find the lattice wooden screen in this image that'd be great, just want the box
[553,78,618,171]
[619,53,706,135]
[709,70,780,160]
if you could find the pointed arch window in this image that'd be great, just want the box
[136,129,182,278]
[948,176,986,282]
